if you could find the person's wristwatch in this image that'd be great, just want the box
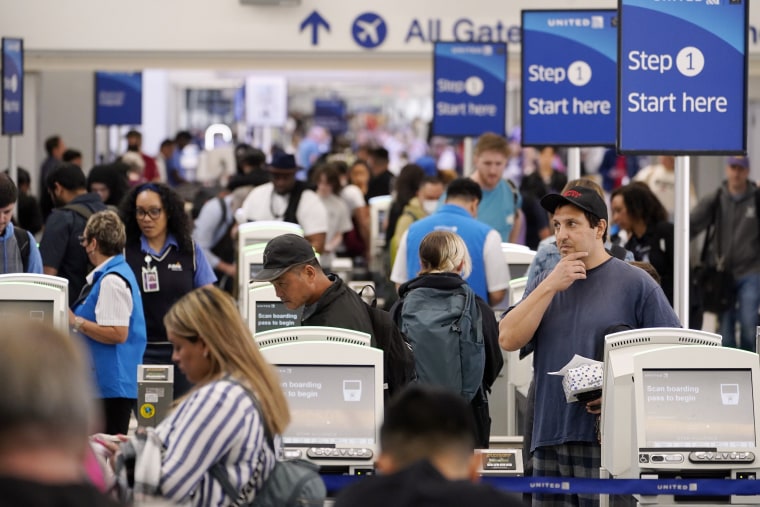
[73,316,85,332]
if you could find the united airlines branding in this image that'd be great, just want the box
[451,44,493,56]
[546,16,606,29]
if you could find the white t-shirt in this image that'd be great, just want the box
[319,193,354,268]
[340,184,366,213]
[239,182,328,237]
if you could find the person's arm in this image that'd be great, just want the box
[389,230,409,287]
[192,198,224,268]
[70,275,132,345]
[690,191,718,238]
[26,233,44,274]
[297,192,328,254]
[305,232,326,254]
[482,230,510,306]
[354,205,370,245]
[192,241,219,288]
[499,251,589,351]
[39,212,68,275]
[508,209,523,244]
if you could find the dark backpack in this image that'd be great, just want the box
[392,283,485,402]
[191,186,223,220]
[63,203,97,272]
[356,286,417,401]
[209,197,235,264]
[12,226,31,272]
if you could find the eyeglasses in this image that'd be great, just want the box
[78,235,89,246]
[136,207,163,220]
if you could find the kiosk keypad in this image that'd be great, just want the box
[307,447,374,460]
[689,451,755,464]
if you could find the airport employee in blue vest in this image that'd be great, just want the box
[70,210,146,436]
[391,178,510,305]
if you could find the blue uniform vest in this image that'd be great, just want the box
[405,204,492,300]
[74,255,147,399]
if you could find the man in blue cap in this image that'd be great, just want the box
[239,153,327,253]
[691,156,760,352]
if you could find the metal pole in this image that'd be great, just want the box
[674,156,690,325]
[8,136,17,219]
[567,147,582,181]
[463,137,473,176]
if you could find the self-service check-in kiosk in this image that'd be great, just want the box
[137,365,174,427]
[256,327,382,476]
[630,346,760,506]
[600,328,760,506]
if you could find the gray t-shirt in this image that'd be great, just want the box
[523,257,681,450]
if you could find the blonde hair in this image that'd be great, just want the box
[0,320,95,453]
[418,230,472,278]
[84,209,126,256]
[163,286,290,435]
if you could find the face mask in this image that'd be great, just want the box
[422,200,439,215]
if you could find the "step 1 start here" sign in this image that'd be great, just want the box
[521,10,617,147]
[618,0,748,155]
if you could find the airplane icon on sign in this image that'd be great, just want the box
[352,13,387,49]
[356,18,382,44]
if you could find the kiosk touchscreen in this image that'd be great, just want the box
[256,327,381,475]
[0,274,69,333]
[633,346,760,505]
[600,328,721,481]
[247,282,301,334]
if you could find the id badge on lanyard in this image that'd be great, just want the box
[142,255,160,293]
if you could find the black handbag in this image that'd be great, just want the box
[694,191,735,314]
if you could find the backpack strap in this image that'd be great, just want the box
[62,203,95,221]
[283,181,307,224]
[505,178,519,209]
[12,226,30,272]
[217,196,227,229]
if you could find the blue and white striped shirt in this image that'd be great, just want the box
[155,379,276,506]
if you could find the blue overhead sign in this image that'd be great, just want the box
[521,10,616,147]
[618,0,748,154]
[2,38,23,135]
[432,41,507,137]
[95,72,143,126]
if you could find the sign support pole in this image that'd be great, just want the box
[674,155,690,326]
[463,137,473,177]
[567,147,581,181]
[8,136,16,219]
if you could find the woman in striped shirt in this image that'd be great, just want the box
[155,286,290,505]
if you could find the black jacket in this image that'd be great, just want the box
[334,460,527,507]
[302,274,374,336]
[0,477,120,507]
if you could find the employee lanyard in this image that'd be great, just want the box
[141,248,172,293]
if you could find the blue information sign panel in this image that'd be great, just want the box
[95,72,143,126]
[432,42,507,137]
[522,10,617,147]
[2,38,24,135]
[618,0,748,154]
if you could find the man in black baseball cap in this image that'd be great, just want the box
[499,184,679,502]
[252,234,374,336]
